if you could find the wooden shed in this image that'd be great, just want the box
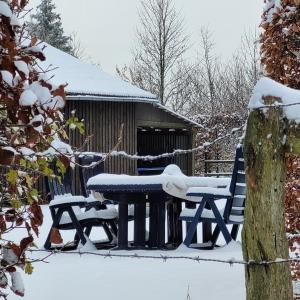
[42,44,200,176]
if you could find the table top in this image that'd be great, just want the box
[88,183,164,193]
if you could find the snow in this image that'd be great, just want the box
[2,146,19,155]
[0,1,12,18]
[29,114,44,124]
[187,186,231,197]
[40,43,158,103]
[14,60,29,77]
[19,147,36,157]
[10,272,24,297]
[29,114,45,133]
[28,82,50,104]
[49,194,85,206]
[47,95,65,109]
[263,0,281,24]
[43,138,73,156]
[19,89,38,106]
[5,205,245,300]
[1,70,14,87]
[181,205,244,223]
[10,13,21,27]
[249,77,300,123]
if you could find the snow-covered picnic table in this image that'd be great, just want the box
[87,165,231,249]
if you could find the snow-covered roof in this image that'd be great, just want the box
[41,43,158,103]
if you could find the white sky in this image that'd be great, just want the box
[28,0,264,73]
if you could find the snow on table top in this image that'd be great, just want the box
[249,77,300,122]
[40,43,157,102]
[87,164,230,187]
[87,164,231,202]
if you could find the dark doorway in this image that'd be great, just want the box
[137,128,192,175]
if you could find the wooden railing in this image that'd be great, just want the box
[204,158,234,177]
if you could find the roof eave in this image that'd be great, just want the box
[153,103,204,129]
[66,93,158,104]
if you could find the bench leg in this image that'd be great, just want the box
[67,207,87,246]
[211,225,221,247]
[44,208,64,250]
[183,199,207,247]
[109,220,118,237]
[103,222,114,243]
[231,224,240,240]
[209,201,232,244]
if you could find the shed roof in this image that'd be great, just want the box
[41,43,158,103]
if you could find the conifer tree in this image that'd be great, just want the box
[27,0,72,54]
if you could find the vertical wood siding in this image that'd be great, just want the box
[65,100,137,175]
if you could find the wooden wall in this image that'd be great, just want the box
[65,100,137,175]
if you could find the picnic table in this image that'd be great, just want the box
[87,175,182,250]
[87,165,231,250]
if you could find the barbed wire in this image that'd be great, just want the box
[2,124,245,164]
[251,101,300,110]
[27,248,300,267]
[100,125,245,162]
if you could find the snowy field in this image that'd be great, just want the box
[7,205,245,300]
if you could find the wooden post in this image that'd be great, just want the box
[243,98,293,300]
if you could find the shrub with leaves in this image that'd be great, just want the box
[192,113,244,175]
[286,155,300,298]
[261,0,300,88]
[0,0,75,297]
[261,1,300,296]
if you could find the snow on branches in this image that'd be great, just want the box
[261,0,300,89]
[0,0,76,297]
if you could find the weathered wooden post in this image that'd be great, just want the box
[243,95,294,300]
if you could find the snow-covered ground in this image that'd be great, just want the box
[7,205,245,300]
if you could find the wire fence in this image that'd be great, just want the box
[27,248,300,267]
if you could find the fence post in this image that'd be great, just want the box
[242,97,293,300]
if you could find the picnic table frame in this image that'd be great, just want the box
[87,183,183,250]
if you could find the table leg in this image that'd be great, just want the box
[202,223,212,243]
[167,201,174,244]
[185,201,197,243]
[148,198,158,248]
[134,201,146,248]
[167,198,183,247]
[117,198,128,250]
[157,197,166,249]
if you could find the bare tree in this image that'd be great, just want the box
[69,32,86,59]
[118,0,188,105]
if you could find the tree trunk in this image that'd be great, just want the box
[242,103,293,300]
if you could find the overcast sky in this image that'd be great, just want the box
[28,0,264,74]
